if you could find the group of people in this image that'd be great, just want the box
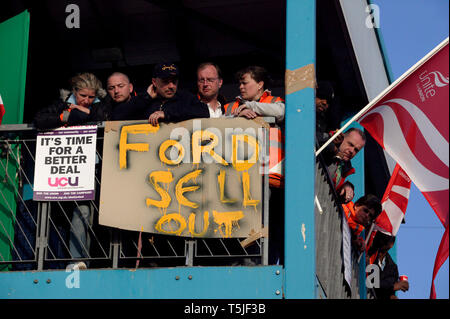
[32,62,286,269]
[30,61,408,298]
[33,62,284,130]
[315,82,409,299]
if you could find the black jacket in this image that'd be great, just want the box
[374,252,399,299]
[34,93,110,129]
[121,90,210,123]
[109,94,151,121]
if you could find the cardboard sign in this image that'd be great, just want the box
[99,118,268,238]
[33,125,97,201]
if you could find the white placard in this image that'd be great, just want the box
[33,125,97,201]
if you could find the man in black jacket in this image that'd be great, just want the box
[368,232,409,299]
[107,72,149,121]
[145,62,210,125]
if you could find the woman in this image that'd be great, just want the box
[33,73,108,269]
[224,66,285,123]
[225,66,285,265]
[34,72,109,129]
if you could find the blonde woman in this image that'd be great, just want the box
[34,72,108,129]
[33,72,108,269]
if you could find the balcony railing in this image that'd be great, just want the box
[315,149,364,299]
[0,122,268,271]
[1,121,364,299]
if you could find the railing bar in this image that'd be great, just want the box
[21,140,36,163]
[0,153,38,226]
[219,238,231,256]
[201,239,213,256]
[72,201,108,258]
[0,187,37,257]
[149,237,161,257]
[58,201,91,258]
[0,220,22,261]
[45,216,69,260]
[9,217,36,257]
[238,238,250,256]
[166,239,178,257]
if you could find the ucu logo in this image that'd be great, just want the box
[48,177,79,187]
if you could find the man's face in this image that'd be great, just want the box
[315,97,329,113]
[152,77,178,99]
[107,75,133,103]
[337,131,365,161]
[354,204,376,228]
[197,65,222,101]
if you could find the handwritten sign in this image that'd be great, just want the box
[99,118,268,238]
[33,125,97,201]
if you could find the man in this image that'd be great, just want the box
[196,62,225,118]
[315,81,335,136]
[107,72,139,120]
[367,232,409,299]
[107,72,133,104]
[342,194,382,252]
[324,127,366,202]
[145,62,210,126]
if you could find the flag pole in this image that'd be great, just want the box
[315,36,449,157]
[357,223,376,263]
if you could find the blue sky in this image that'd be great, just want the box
[371,0,449,299]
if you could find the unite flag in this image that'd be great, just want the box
[374,164,411,237]
[358,38,449,299]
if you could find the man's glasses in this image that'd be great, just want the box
[197,78,218,84]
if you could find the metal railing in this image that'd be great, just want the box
[1,122,365,299]
[0,123,269,271]
[314,151,363,299]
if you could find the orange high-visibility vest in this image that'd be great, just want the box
[224,91,283,116]
[224,92,285,188]
[268,127,284,188]
[342,201,365,237]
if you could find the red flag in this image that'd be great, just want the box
[358,39,449,298]
[430,225,449,299]
[0,94,5,125]
[375,164,411,236]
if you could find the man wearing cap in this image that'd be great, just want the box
[145,62,210,125]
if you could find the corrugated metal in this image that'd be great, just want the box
[315,158,361,299]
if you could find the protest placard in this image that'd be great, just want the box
[99,118,267,238]
[33,125,97,201]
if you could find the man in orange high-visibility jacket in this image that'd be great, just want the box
[342,194,382,253]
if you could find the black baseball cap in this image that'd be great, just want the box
[153,62,179,79]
